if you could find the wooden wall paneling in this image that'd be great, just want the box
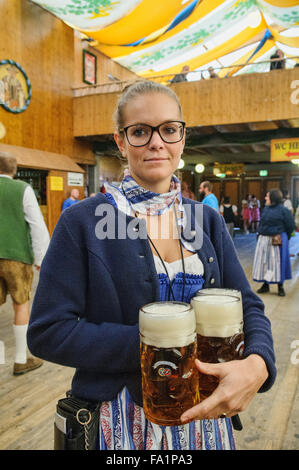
[73,139,95,165]
[47,171,65,235]
[223,180,239,206]
[0,0,94,166]
[210,180,221,203]
[73,93,118,136]
[247,179,262,202]
[46,170,85,235]
[0,1,72,155]
[73,69,299,136]
[265,178,283,192]
[73,33,138,87]
[181,69,299,126]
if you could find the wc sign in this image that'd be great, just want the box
[270,138,299,162]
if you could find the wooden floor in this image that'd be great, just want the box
[0,233,298,450]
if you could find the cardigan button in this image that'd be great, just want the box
[210,278,215,285]
[208,257,214,263]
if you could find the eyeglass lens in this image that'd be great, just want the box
[126,122,184,146]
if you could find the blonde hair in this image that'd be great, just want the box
[114,80,182,131]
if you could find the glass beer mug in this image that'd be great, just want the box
[194,288,242,300]
[139,301,200,426]
[191,291,244,400]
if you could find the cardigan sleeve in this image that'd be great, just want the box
[27,211,140,374]
[219,216,276,392]
[281,205,296,238]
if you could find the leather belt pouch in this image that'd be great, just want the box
[54,394,101,450]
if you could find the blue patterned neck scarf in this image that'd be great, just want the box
[107,169,181,216]
[104,170,196,253]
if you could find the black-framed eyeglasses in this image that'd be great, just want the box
[120,121,186,147]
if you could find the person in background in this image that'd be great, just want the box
[246,193,253,206]
[295,204,299,232]
[241,200,251,234]
[252,189,295,297]
[251,195,260,209]
[295,204,299,257]
[170,65,190,84]
[282,189,294,215]
[270,49,285,70]
[62,188,80,211]
[0,152,50,375]
[181,180,195,200]
[220,196,238,238]
[208,66,219,79]
[28,80,275,451]
[199,181,219,211]
[250,199,260,233]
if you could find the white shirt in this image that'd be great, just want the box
[0,174,50,266]
[284,199,293,213]
[154,253,204,281]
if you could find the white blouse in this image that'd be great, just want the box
[153,253,204,281]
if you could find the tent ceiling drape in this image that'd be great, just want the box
[31,0,299,78]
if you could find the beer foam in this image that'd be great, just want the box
[139,302,196,348]
[191,294,243,338]
[196,288,242,300]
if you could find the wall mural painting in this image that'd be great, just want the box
[0,60,32,113]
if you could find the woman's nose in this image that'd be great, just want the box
[148,129,164,147]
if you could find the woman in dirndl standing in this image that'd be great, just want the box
[28,81,276,451]
[253,188,295,296]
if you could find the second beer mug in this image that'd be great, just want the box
[139,301,200,426]
[191,292,244,400]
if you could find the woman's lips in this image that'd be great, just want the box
[144,158,169,161]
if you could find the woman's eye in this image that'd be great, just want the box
[132,127,147,137]
[163,126,178,134]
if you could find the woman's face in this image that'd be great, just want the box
[265,192,271,205]
[114,92,185,193]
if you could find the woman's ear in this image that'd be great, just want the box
[114,132,127,159]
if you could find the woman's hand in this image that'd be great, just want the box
[180,355,268,423]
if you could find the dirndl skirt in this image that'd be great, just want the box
[98,387,235,450]
[252,232,291,284]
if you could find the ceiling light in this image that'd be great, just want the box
[195,163,205,173]
[178,159,185,169]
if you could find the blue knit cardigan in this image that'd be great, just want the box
[27,194,276,405]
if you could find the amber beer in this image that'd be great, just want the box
[139,301,200,426]
[191,292,244,400]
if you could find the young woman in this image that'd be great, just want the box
[253,189,295,297]
[28,81,276,450]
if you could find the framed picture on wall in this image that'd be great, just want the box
[0,59,32,113]
[83,49,97,85]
